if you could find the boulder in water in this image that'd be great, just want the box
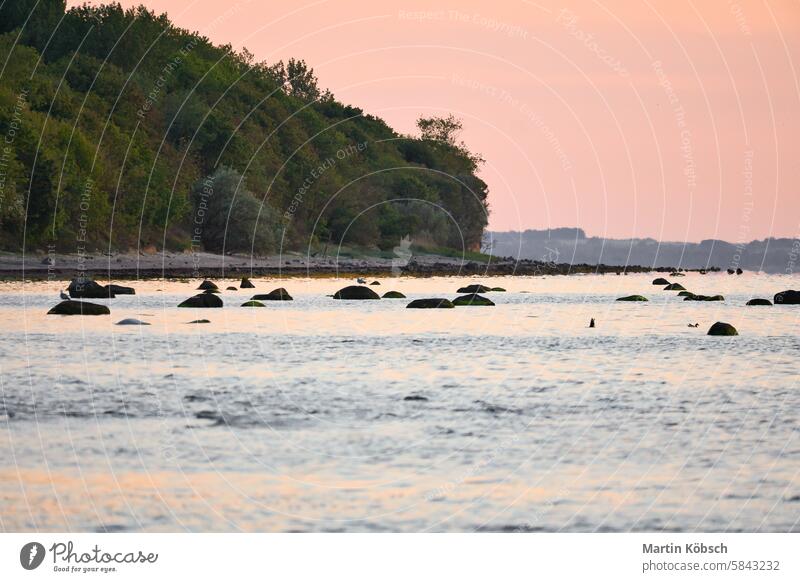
[178,294,223,308]
[490,287,506,292]
[241,300,265,307]
[226,286,237,291]
[369,281,381,286]
[48,300,110,315]
[187,319,211,324]
[197,280,219,291]
[240,277,256,289]
[746,298,772,306]
[677,291,695,298]
[727,269,735,274]
[116,318,150,325]
[663,283,686,291]
[684,294,724,302]
[68,278,113,298]
[774,290,800,305]
[736,268,743,275]
[616,295,648,302]
[453,293,495,306]
[251,288,293,301]
[407,298,454,309]
[382,291,406,299]
[652,277,670,285]
[333,285,380,300]
[708,322,738,336]
[106,284,135,295]
[670,272,685,277]
[457,284,491,294]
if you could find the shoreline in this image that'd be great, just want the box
[0,251,708,281]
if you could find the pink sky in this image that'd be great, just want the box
[77,0,800,242]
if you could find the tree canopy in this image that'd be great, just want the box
[0,1,489,255]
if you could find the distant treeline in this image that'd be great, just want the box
[488,229,800,274]
[0,1,488,254]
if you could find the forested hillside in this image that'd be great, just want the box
[0,1,488,255]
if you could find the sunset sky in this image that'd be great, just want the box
[75,0,800,242]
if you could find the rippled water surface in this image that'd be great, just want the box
[0,273,798,532]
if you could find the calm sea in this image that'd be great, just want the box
[0,273,798,532]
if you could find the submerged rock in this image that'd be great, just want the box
[663,283,686,291]
[226,286,238,291]
[670,272,685,277]
[407,298,454,309]
[241,300,265,307]
[616,295,648,302]
[197,280,219,291]
[116,318,150,325]
[453,293,495,306]
[403,395,429,401]
[684,294,724,302]
[251,288,293,301]
[187,319,211,324]
[774,290,800,304]
[746,298,772,306]
[48,300,110,315]
[240,277,256,289]
[490,287,507,292]
[178,294,223,308]
[652,277,670,285]
[333,285,380,300]
[677,291,695,297]
[370,281,381,286]
[708,322,738,336]
[68,278,113,298]
[457,284,491,294]
[381,291,406,298]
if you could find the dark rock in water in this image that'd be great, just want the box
[48,300,110,315]
[403,395,428,401]
[382,291,406,298]
[774,290,800,304]
[490,287,506,292]
[240,277,255,289]
[684,294,724,302]
[457,284,492,294]
[727,268,735,275]
[736,268,743,275]
[616,295,648,302]
[202,288,221,294]
[670,272,685,277]
[746,298,772,306]
[178,294,223,308]
[106,284,135,295]
[407,298,454,308]
[369,281,381,285]
[241,300,265,307]
[663,283,686,291]
[116,318,150,325]
[68,278,113,298]
[226,286,237,291]
[251,288,293,301]
[197,280,219,290]
[708,321,738,336]
[187,319,211,324]
[677,291,695,297]
[453,293,495,306]
[333,285,380,300]
[589,318,595,328]
[652,277,670,285]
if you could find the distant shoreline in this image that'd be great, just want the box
[0,251,705,281]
